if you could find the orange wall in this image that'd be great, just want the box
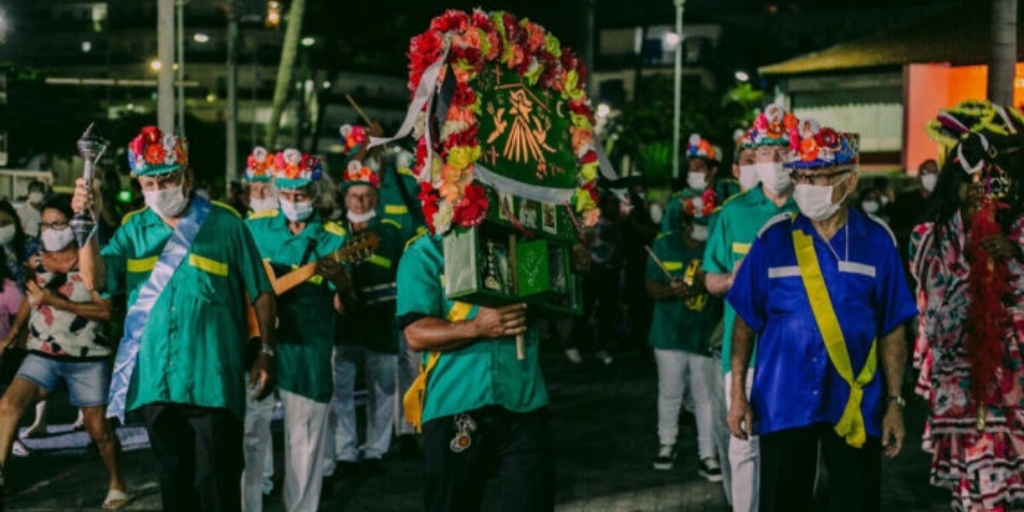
[904,63,1024,174]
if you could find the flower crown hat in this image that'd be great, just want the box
[340,159,381,191]
[244,146,274,183]
[339,124,369,160]
[783,118,858,170]
[734,128,755,153]
[686,134,718,162]
[127,126,188,177]
[750,104,800,150]
[271,149,324,189]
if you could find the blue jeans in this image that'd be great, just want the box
[16,354,110,407]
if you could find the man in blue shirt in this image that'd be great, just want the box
[726,125,917,512]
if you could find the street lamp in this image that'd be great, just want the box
[150,59,163,71]
[0,8,8,45]
[671,0,687,180]
[301,37,316,47]
[734,70,750,82]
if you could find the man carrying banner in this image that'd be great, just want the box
[725,123,917,512]
[73,126,277,512]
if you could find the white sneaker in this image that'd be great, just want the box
[653,444,676,470]
[699,457,724,482]
[565,348,583,364]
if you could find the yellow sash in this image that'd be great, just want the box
[792,229,877,448]
[401,301,474,431]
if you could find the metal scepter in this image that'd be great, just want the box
[71,123,106,247]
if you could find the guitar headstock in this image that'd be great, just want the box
[336,231,381,263]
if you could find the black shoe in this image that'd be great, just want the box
[653,444,676,471]
[361,458,386,479]
[332,461,359,481]
[398,435,422,460]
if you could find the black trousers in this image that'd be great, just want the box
[423,406,554,512]
[760,424,881,512]
[141,403,244,512]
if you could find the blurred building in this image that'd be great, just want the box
[761,3,1024,171]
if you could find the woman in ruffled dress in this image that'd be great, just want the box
[912,100,1024,511]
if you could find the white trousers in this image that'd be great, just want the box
[654,349,719,460]
[241,384,276,512]
[710,355,733,505]
[324,345,397,469]
[280,389,330,512]
[725,370,759,512]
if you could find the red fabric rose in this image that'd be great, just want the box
[503,14,523,45]
[145,144,166,165]
[470,10,494,33]
[430,10,468,34]
[581,151,597,165]
[419,181,440,232]
[815,127,840,150]
[443,125,480,151]
[451,82,477,108]
[141,126,162,144]
[453,184,489,227]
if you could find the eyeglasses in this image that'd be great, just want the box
[40,221,69,230]
[791,169,851,186]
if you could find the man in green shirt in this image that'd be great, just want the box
[396,234,553,512]
[244,149,349,511]
[647,195,725,485]
[74,126,277,512]
[701,104,800,512]
[324,157,405,479]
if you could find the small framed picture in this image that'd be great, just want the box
[542,202,557,234]
[519,199,537,229]
[498,192,514,221]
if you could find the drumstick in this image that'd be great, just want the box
[345,94,373,125]
[644,245,677,282]
[562,202,587,244]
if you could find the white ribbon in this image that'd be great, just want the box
[473,164,576,204]
[368,45,451,184]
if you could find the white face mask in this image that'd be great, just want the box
[280,198,314,222]
[879,195,890,206]
[861,200,880,214]
[921,174,938,193]
[686,172,707,191]
[793,174,851,222]
[738,165,759,191]
[41,227,75,252]
[144,185,190,218]
[0,225,15,246]
[755,162,791,193]
[28,192,44,205]
[250,195,279,212]
[690,224,709,242]
[346,209,377,224]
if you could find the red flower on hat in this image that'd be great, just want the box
[430,9,469,34]
[815,127,840,150]
[145,144,166,165]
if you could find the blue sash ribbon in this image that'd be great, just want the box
[107,197,212,422]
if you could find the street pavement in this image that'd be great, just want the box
[3,345,953,511]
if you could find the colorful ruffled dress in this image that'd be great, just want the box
[911,212,1024,512]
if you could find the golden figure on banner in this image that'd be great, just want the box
[487,86,555,167]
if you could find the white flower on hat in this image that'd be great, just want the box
[764,104,784,125]
[253,146,268,162]
[347,160,363,173]
[799,119,820,140]
[339,125,353,138]
[283,148,302,166]
[688,134,702,147]
[162,133,178,165]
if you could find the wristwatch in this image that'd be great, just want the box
[258,343,276,358]
[887,395,906,408]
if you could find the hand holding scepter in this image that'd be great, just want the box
[71,124,107,292]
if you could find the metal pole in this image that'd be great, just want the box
[671,0,685,180]
[226,0,239,189]
[176,0,186,136]
[988,0,1017,106]
[157,0,175,133]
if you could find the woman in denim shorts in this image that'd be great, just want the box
[0,196,130,510]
